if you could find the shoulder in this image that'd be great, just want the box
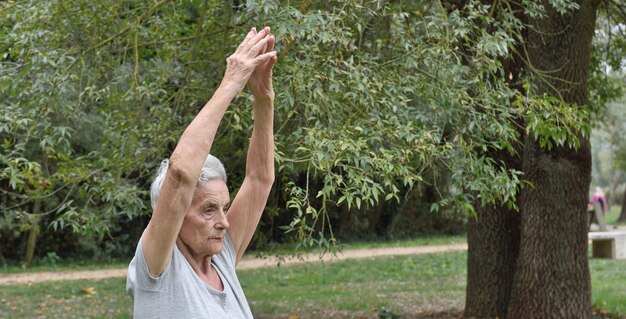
[127,236,180,292]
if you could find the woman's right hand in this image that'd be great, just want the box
[222,27,276,92]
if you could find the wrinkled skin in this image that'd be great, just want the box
[177,179,231,262]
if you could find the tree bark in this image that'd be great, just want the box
[507,0,599,317]
[465,202,520,318]
[23,201,41,268]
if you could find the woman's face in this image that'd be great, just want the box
[179,179,230,258]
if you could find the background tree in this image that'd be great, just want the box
[1,2,624,317]
[507,0,597,316]
[604,98,626,221]
[464,0,625,317]
[3,0,516,262]
[589,0,626,220]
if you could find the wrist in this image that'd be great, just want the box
[253,92,275,103]
[217,79,245,98]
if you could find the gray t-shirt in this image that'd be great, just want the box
[126,234,253,319]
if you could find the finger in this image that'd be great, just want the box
[236,27,257,53]
[253,50,277,65]
[267,54,277,69]
[264,36,275,54]
[249,36,272,57]
[245,26,270,51]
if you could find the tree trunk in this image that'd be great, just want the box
[619,187,626,222]
[509,139,593,318]
[23,201,41,268]
[507,0,599,317]
[465,202,520,318]
[464,1,526,314]
[605,171,622,208]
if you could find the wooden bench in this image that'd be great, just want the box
[588,231,626,260]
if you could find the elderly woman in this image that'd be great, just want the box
[126,27,277,318]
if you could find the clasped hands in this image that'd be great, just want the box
[223,26,277,100]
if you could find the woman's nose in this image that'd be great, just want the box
[215,210,229,229]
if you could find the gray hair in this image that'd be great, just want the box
[150,154,227,209]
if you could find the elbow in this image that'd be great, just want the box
[259,175,275,193]
[245,158,275,187]
[263,174,276,187]
[247,170,275,189]
[167,156,196,187]
[256,173,275,188]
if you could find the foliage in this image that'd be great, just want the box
[521,93,591,151]
[0,0,167,256]
[589,4,626,184]
[589,3,625,113]
[1,0,623,259]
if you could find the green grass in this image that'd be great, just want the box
[590,258,626,316]
[1,239,624,318]
[241,251,466,318]
[241,252,626,318]
[0,277,131,319]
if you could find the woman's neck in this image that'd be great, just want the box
[176,238,224,291]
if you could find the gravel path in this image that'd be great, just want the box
[0,243,468,285]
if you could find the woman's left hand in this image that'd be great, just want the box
[246,27,277,100]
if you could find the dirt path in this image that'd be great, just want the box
[0,243,468,286]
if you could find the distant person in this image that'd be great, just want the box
[590,186,608,214]
[126,27,277,318]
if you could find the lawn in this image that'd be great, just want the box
[0,241,624,318]
[242,251,466,319]
[0,277,131,319]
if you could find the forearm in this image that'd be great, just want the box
[245,96,275,184]
[228,96,274,262]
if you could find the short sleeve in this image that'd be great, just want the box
[126,236,172,295]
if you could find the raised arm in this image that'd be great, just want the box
[142,28,277,277]
[227,29,277,264]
